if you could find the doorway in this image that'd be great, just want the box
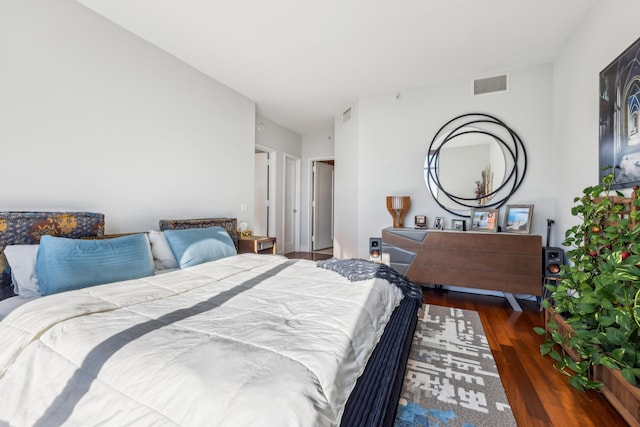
[255,146,276,238]
[283,154,300,254]
[311,159,334,254]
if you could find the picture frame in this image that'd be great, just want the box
[433,216,444,230]
[469,208,499,232]
[451,219,466,231]
[599,36,640,189]
[503,204,534,234]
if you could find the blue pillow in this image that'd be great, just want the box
[163,226,237,268]
[36,234,154,296]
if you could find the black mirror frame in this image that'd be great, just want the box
[425,113,527,217]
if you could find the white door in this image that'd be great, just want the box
[284,155,300,254]
[254,151,269,236]
[312,161,334,251]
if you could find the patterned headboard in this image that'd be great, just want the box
[0,211,105,300]
[159,217,238,250]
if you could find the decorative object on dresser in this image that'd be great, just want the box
[503,204,534,233]
[382,227,542,311]
[432,217,444,230]
[424,113,527,216]
[414,215,427,229]
[451,219,466,231]
[469,208,499,232]
[386,196,410,228]
[238,235,277,254]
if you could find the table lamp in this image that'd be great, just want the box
[386,196,410,228]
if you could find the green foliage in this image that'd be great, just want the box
[541,172,640,390]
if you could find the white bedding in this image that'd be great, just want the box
[0,254,403,426]
[0,295,39,321]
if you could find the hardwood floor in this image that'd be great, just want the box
[423,288,627,427]
[285,251,333,261]
[286,252,628,426]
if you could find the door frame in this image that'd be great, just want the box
[308,156,335,252]
[283,153,301,253]
[255,144,276,238]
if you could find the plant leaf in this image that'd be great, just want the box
[600,357,619,369]
[540,342,554,356]
[568,375,585,391]
[551,330,565,345]
[611,348,626,362]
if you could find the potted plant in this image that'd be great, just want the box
[535,172,640,397]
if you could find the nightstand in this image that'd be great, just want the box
[238,236,277,254]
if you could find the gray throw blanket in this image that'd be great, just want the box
[316,258,423,302]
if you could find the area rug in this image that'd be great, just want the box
[395,304,516,427]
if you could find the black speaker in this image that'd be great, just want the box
[543,247,565,278]
[369,237,382,262]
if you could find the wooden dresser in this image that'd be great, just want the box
[382,228,542,310]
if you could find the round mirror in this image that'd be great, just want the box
[424,113,527,216]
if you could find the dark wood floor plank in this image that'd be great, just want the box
[501,343,553,426]
[285,252,332,261]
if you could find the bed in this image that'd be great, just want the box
[0,212,421,427]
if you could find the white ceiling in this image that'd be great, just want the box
[76,0,596,135]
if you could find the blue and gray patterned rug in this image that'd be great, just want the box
[395,304,517,427]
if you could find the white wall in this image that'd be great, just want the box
[332,1,640,259]
[334,104,361,258]
[553,0,640,248]
[6,0,638,257]
[0,0,256,234]
[254,116,302,253]
[335,64,555,258]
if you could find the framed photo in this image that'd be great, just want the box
[415,215,427,229]
[503,204,534,234]
[433,216,444,230]
[451,219,466,231]
[469,208,499,232]
[599,36,640,189]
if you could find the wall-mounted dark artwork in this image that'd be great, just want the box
[600,37,640,189]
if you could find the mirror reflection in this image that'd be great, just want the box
[424,113,527,216]
[427,130,506,210]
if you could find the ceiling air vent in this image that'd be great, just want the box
[473,74,508,96]
[342,107,352,123]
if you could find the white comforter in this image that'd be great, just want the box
[0,254,403,427]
